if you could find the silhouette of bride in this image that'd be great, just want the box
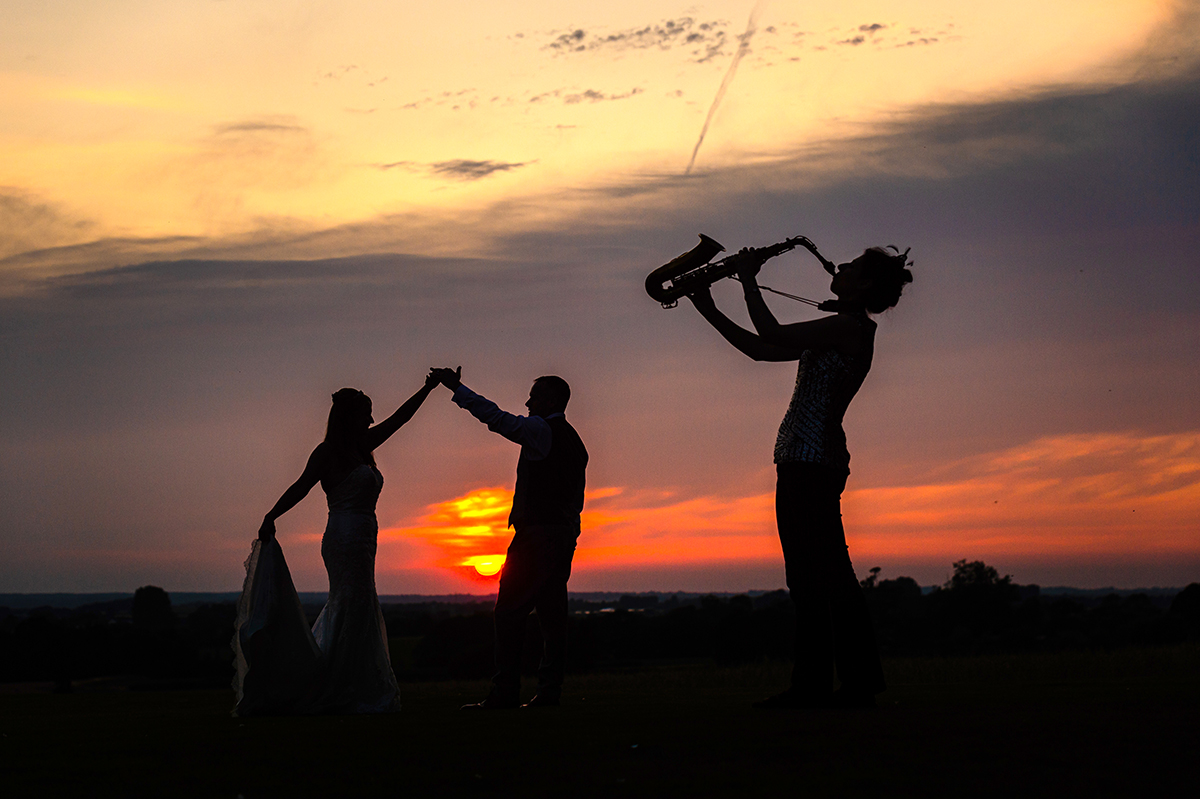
[232,373,437,715]
[687,240,913,708]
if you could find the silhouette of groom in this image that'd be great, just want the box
[430,367,588,709]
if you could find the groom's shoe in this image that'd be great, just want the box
[521,690,561,708]
[752,688,833,710]
[831,687,878,709]
[460,688,520,710]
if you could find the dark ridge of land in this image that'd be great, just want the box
[5,578,1200,690]
[0,585,1191,611]
[0,593,136,610]
[2,648,1196,798]
[0,590,795,610]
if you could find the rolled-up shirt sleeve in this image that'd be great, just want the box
[451,384,553,460]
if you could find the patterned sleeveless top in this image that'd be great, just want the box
[774,315,875,473]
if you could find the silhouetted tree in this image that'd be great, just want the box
[943,560,1015,594]
[926,560,1020,651]
[1169,583,1200,639]
[861,573,925,654]
[133,586,174,633]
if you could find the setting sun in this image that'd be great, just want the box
[387,487,516,581]
[462,555,507,577]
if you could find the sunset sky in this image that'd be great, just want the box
[2,0,1198,594]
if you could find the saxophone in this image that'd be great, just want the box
[645,234,832,308]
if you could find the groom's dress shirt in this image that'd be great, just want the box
[451,384,557,460]
[451,384,586,529]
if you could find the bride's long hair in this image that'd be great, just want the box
[325,388,376,467]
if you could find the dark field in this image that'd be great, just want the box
[3,646,1197,798]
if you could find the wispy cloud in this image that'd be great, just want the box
[314,64,389,88]
[0,190,96,260]
[213,120,308,136]
[400,84,645,111]
[703,18,951,57]
[529,87,644,104]
[429,159,530,180]
[399,88,478,111]
[11,51,1200,280]
[543,18,730,63]
[819,21,952,50]
[372,158,530,181]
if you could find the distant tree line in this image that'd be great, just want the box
[859,560,1200,657]
[2,563,1199,688]
[0,586,235,690]
[412,562,1200,679]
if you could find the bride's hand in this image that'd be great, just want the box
[429,366,462,390]
[258,518,276,542]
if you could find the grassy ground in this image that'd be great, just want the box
[2,646,1197,798]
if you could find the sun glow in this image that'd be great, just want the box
[381,432,1200,591]
[388,486,514,581]
[461,554,507,577]
[842,431,1200,561]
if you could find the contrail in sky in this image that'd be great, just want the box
[685,1,767,175]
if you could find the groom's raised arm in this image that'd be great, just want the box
[451,384,552,459]
[429,366,551,460]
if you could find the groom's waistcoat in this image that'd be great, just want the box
[509,416,588,528]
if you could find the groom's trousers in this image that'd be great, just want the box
[492,523,579,697]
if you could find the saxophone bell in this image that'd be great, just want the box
[645,234,726,307]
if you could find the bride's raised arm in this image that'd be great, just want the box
[364,372,439,451]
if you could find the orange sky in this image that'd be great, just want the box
[2,1,1199,593]
[377,430,1200,591]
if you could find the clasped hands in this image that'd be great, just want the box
[427,366,462,391]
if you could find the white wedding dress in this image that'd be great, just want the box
[233,464,401,716]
